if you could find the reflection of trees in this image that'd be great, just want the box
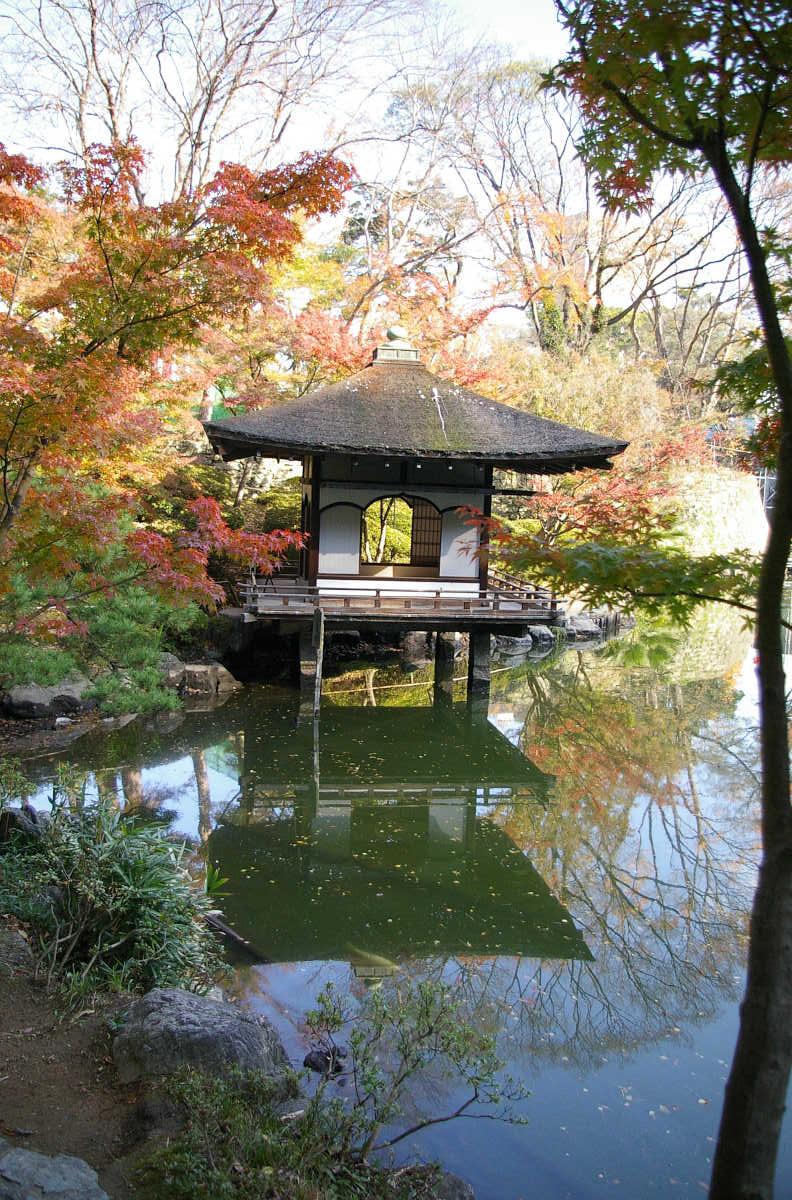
[121,766,143,808]
[400,798,750,1073]
[417,651,763,1071]
[192,750,213,845]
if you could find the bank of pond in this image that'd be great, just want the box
[8,628,792,1199]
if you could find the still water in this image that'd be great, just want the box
[17,623,792,1198]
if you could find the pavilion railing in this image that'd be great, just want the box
[487,566,557,605]
[239,575,561,619]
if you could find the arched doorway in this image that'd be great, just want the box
[360,495,442,569]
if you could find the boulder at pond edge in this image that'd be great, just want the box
[0,1138,108,1200]
[1,677,94,719]
[112,987,288,1083]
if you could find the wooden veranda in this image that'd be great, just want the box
[238,566,562,634]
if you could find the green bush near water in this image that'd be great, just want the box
[0,574,206,716]
[140,980,526,1200]
[140,1069,449,1200]
[0,772,221,1001]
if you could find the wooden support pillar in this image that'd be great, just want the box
[308,454,321,586]
[467,629,491,719]
[434,631,456,708]
[299,609,325,721]
[478,465,493,596]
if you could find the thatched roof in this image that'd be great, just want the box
[203,337,627,473]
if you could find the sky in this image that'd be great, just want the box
[450,0,570,61]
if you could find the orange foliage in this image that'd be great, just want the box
[0,139,354,627]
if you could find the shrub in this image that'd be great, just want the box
[0,642,81,688]
[0,774,221,1000]
[304,980,525,1161]
[141,1068,449,1199]
[139,980,527,1199]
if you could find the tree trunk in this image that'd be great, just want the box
[710,849,792,1199]
[707,146,792,1200]
[375,498,394,562]
[0,445,42,554]
[198,387,214,423]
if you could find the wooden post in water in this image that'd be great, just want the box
[434,631,456,708]
[299,626,315,721]
[313,607,325,719]
[299,609,325,721]
[467,630,491,720]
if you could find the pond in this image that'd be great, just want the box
[14,619,792,1198]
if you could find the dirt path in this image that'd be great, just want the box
[0,921,144,1197]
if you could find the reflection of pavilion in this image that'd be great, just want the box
[210,705,592,966]
[240,705,553,849]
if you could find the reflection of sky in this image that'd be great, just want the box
[26,757,240,841]
[141,760,240,837]
[733,646,792,723]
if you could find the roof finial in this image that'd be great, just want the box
[373,323,420,364]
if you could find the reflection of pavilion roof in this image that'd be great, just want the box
[210,814,592,964]
[204,355,627,473]
[212,706,588,962]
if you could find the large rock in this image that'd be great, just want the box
[0,808,42,845]
[563,614,603,640]
[112,987,288,1083]
[0,1139,108,1200]
[494,633,533,655]
[163,662,241,696]
[1,678,93,720]
[0,928,34,975]
[435,1170,476,1200]
[527,623,557,647]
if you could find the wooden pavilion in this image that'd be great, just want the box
[203,329,627,705]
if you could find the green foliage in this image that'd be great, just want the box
[0,643,81,688]
[148,460,302,541]
[549,0,792,210]
[0,757,31,808]
[361,498,414,564]
[305,980,525,1161]
[251,475,302,537]
[599,625,682,671]
[0,782,221,1000]
[84,667,181,717]
[140,979,525,1199]
[141,1068,444,1200]
[537,297,570,354]
[0,568,205,715]
[506,537,761,629]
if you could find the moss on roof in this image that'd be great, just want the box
[204,358,627,471]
